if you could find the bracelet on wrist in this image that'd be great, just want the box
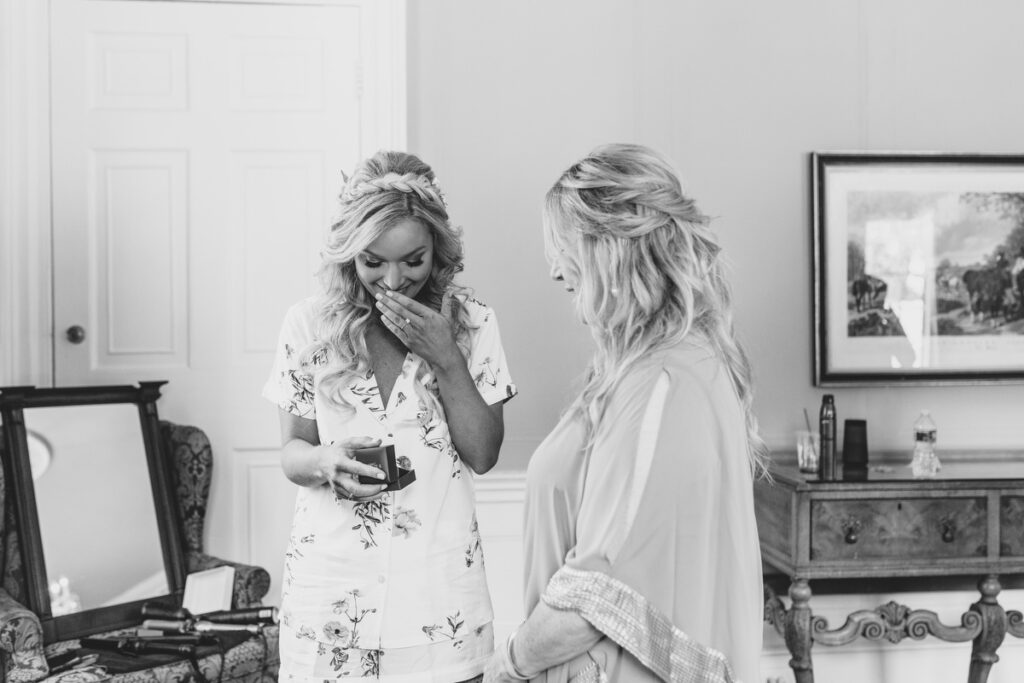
[504,628,533,680]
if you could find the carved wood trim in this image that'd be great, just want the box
[764,583,788,638]
[764,590,987,648]
[1008,610,1024,639]
[812,601,982,646]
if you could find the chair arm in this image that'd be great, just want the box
[188,553,271,609]
[0,589,47,683]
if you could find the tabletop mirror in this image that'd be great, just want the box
[0,382,186,642]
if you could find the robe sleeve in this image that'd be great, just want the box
[540,355,762,682]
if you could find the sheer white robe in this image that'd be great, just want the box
[523,341,763,682]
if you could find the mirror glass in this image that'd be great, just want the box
[25,403,167,615]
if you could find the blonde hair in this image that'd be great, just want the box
[304,150,472,417]
[543,143,766,476]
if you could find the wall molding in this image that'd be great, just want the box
[475,469,527,504]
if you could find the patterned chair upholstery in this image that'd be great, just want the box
[160,422,272,610]
[0,421,280,683]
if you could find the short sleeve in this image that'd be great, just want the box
[261,299,319,419]
[464,300,518,406]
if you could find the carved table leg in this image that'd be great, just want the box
[968,575,1007,683]
[784,579,815,683]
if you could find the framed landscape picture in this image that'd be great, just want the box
[812,151,1024,385]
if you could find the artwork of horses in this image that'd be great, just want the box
[813,152,1024,384]
[844,190,1024,338]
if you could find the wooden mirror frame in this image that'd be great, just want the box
[0,381,186,642]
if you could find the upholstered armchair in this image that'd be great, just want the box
[0,421,279,683]
[160,422,272,609]
[0,461,48,683]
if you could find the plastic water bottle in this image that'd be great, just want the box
[910,410,940,478]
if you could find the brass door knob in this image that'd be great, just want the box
[65,325,86,344]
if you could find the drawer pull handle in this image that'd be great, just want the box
[940,520,956,543]
[842,518,863,544]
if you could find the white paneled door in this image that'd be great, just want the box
[49,0,404,605]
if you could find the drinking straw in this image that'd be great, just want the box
[802,408,818,457]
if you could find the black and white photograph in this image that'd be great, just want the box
[815,153,1024,384]
[4,3,1024,683]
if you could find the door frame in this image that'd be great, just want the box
[0,0,53,387]
[0,0,407,387]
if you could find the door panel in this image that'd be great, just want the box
[90,149,189,367]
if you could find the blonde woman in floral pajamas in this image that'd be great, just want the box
[264,151,516,683]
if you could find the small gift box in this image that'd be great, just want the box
[354,444,416,491]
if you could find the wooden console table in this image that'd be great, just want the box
[755,457,1024,683]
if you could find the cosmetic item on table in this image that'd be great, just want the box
[133,634,219,646]
[841,419,868,481]
[141,601,193,621]
[141,618,264,635]
[80,637,196,657]
[46,653,100,675]
[198,606,279,625]
[193,621,263,635]
[140,619,193,634]
[818,394,837,481]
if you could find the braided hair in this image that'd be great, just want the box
[340,171,448,208]
[543,143,766,476]
[304,150,472,416]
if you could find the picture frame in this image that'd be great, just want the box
[812,151,1024,385]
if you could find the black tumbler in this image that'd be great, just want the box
[842,419,868,479]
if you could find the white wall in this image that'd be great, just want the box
[407,0,1024,467]
[408,2,1024,681]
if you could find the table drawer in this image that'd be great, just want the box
[810,497,987,561]
[1002,496,1024,555]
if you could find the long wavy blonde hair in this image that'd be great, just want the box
[543,143,767,475]
[303,150,472,417]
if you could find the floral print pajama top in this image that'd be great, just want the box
[262,295,517,683]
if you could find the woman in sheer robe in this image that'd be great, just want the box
[484,143,766,683]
